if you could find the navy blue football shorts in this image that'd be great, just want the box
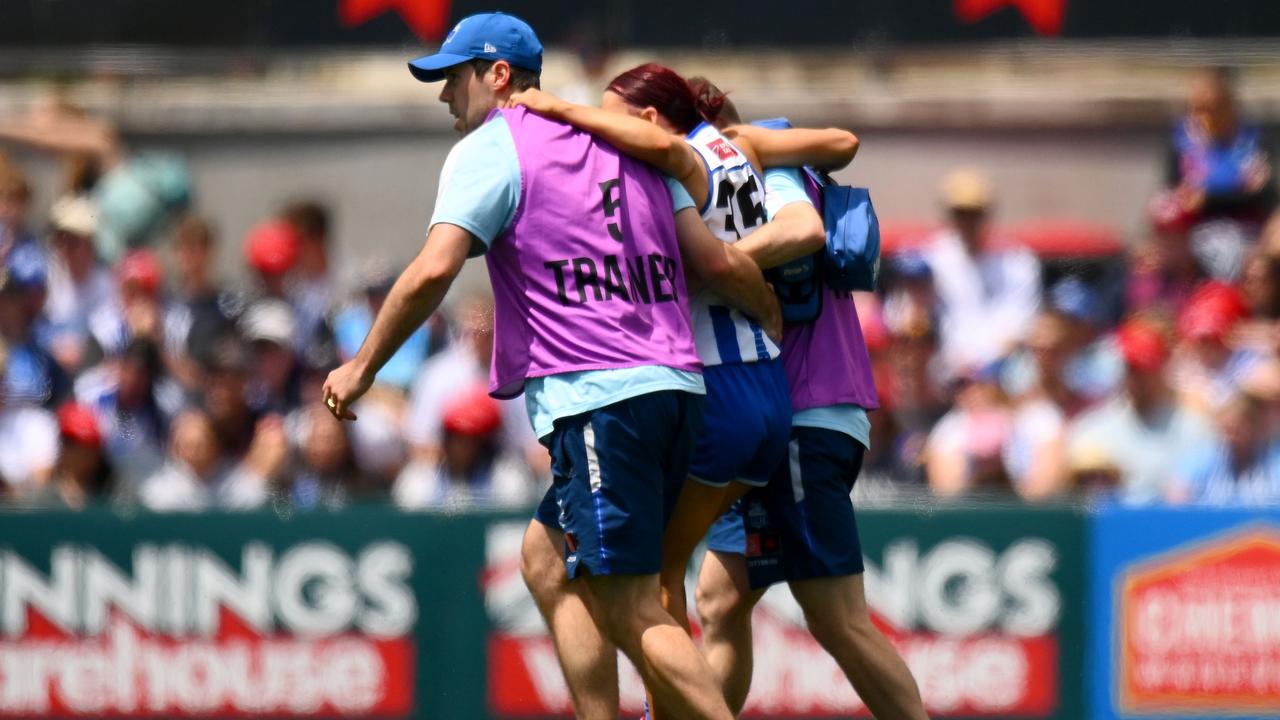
[709,425,867,589]
[688,359,791,488]
[532,390,703,579]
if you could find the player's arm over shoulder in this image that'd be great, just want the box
[733,167,825,269]
[724,124,858,171]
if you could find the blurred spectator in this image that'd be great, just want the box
[880,252,937,338]
[925,367,1015,497]
[0,341,58,496]
[1,242,71,407]
[32,402,113,509]
[1127,194,1207,316]
[1002,280,1123,413]
[926,355,1070,502]
[138,408,270,511]
[0,95,188,261]
[874,307,948,484]
[402,294,544,475]
[281,200,335,353]
[1167,68,1275,281]
[163,215,233,390]
[0,95,122,183]
[75,338,182,488]
[87,248,166,360]
[1167,281,1262,415]
[295,326,341,408]
[243,219,299,301]
[196,337,291,497]
[1248,359,1280,446]
[1168,67,1275,227]
[394,383,536,508]
[0,156,37,261]
[555,20,614,107]
[925,168,1041,374]
[44,195,117,373]
[240,299,300,414]
[201,337,260,459]
[334,257,429,393]
[285,405,382,510]
[1235,249,1280,354]
[1066,318,1214,502]
[1000,308,1071,408]
[1265,211,1280,257]
[1166,383,1280,506]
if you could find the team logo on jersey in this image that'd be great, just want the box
[705,138,739,161]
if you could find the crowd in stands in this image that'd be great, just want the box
[863,67,1280,505]
[0,67,1276,511]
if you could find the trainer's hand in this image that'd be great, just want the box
[505,89,566,117]
[322,361,373,421]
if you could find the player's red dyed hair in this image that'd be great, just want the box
[606,63,724,134]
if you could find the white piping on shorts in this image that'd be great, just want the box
[789,438,804,503]
[583,422,602,493]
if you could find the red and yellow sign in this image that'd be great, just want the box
[1118,528,1280,714]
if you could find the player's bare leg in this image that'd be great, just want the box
[694,549,764,715]
[519,520,619,720]
[658,480,750,631]
[647,480,751,719]
[789,574,929,720]
[585,572,735,720]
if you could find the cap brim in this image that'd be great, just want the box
[408,52,474,82]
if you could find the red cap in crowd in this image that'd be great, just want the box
[57,402,102,449]
[442,384,503,438]
[1177,281,1248,342]
[117,249,164,296]
[243,220,300,276]
[1117,318,1169,373]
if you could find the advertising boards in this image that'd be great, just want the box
[486,506,1086,719]
[1088,505,1280,720]
[0,508,491,719]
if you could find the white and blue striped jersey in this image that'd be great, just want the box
[685,122,781,367]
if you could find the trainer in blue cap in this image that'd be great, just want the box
[408,12,543,82]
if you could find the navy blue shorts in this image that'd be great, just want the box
[741,426,867,589]
[689,360,791,488]
[706,499,746,554]
[536,390,703,579]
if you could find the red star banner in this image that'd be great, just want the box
[953,0,1067,36]
[339,0,452,41]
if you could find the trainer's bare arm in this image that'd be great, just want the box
[322,224,471,420]
[506,89,708,208]
[731,199,826,270]
[724,124,858,171]
[674,208,781,342]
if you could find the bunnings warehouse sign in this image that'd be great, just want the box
[20,504,1277,720]
[487,506,1086,720]
[0,509,492,719]
[0,541,414,715]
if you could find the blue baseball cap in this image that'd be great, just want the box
[1049,277,1097,324]
[1,242,47,292]
[890,252,933,281]
[408,12,543,83]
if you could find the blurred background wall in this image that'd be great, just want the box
[3,0,1279,287]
